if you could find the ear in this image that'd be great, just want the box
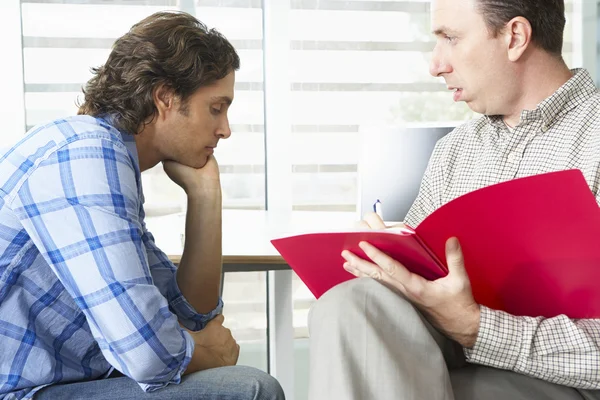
[152,84,175,120]
[504,16,532,62]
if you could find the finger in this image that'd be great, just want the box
[212,314,225,325]
[357,241,402,278]
[343,260,365,278]
[343,249,411,297]
[234,343,241,364]
[353,220,371,229]
[445,237,468,277]
[359,241,429,291]
[386,222,407,230]
[363,212,386,229]
[343,262,373,279]
[342,250,384,280]
[224,327,233,339]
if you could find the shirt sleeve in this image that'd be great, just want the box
[140,218,223,331]
[464,306,600,389]
[9,135,193,392]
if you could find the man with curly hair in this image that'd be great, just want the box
[0,11,284,400]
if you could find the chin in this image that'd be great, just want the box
[192,156,209,169]
[465,101,483,114]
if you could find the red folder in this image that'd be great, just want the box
[271,169,600,318]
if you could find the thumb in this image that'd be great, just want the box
[445,237,467,277]
[211,314,225,325]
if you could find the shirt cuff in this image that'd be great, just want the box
[463,305,521,371]
[139,329,195,392]
[167,276,224,331]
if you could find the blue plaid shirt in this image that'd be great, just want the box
[0,116,223,399]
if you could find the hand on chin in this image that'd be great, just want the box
[163,156,221,194]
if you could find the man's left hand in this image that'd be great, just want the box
[341,237,481,348]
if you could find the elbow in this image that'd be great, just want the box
[101,317,193,387]
[125,360,186,388]
[116,347,189,387]
[127,364,162,384]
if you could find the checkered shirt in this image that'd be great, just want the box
[405,68,600,389]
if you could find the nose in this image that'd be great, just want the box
[216,117,232,139]
[429,43,452,77]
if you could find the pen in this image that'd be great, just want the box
[373,199,383,220]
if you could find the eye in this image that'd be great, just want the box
[211,104,223,115]
[445,35,456,43]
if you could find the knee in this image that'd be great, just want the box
[310,278,379,319]
[308,278,415,329]
[230,366,285,400]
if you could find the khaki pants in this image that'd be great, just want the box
[308,278,600,400]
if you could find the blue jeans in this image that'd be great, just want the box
[35,366,285,400]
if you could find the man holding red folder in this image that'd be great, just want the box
[308,0,600,399]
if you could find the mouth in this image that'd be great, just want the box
[448,86,463,102]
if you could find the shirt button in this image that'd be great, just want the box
[508,152,518,163]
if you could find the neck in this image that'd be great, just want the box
[133,123,162,172]
[503,51,573,127]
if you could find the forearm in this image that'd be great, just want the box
[464,306,600,389]
[176,189,222,314]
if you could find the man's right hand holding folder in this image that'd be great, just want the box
[344,212,480,349]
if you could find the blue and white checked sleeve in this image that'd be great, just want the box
[9,134,194,392]
[140,222,224,331]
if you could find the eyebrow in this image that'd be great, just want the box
[210,96,233,105]
[432,26,459,36]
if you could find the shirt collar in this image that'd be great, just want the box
[484,68,597,132]
[121,132,140,169]
[96,114,140,170]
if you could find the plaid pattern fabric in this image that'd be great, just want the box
[405,69,600,389]
[0,116,222,399]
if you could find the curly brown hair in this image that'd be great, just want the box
[78,11,240,134]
